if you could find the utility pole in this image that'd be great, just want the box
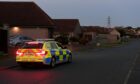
[107,16,111,28]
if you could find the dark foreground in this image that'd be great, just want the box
[0,39,140,84]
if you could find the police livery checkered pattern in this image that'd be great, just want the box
[52,50,69,60]
[43,50,71,64]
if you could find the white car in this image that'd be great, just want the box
[10,35,34,47]
[36,38,55,41]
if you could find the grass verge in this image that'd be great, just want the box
[96,40,129,48]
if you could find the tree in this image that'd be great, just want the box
[125,26,133,29]
[55,34,69,45]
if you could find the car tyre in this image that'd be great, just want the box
[50,57,56,68]
[67,54,72,63]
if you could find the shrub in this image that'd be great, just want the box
[55,35,69,45]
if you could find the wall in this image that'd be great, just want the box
[74,23,82,38]
[9,27,49,39]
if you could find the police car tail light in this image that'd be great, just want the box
[36,50,47,56]
[16,50,23,56]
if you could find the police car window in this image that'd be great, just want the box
[50,42,58,49]
[22,43,43,49]
[57,43,63,49]
[19,37,22,40]
[46,42,51,49]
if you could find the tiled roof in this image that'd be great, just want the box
[82,26,114,34]
[54,19,80,33]
[0,1,55,27]
[82,26,97,32]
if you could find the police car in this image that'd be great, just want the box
[16,40,72,68]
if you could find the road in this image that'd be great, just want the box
[0,39,140,84]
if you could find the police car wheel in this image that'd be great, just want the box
[50,57,56,68]
[67,55,72,63]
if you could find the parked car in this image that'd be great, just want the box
[36,38,55,41]
[9,35,34,47]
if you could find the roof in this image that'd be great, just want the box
[82,26,97,32]
[82,26,115,34]
[0,1,55,27]
[54,19,80,33]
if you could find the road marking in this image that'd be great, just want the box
[123,54,138,84]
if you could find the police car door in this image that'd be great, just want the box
[56,42,66,62]
[50,42,63,62]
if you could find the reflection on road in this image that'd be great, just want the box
[0,67,62,84]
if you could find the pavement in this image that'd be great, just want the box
[0,47,17,70]
[0,56,17,70]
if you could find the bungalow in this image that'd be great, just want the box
[53,19,82,38]
[82,26,97,41]
[0,1,55,39]
[136,28,140,37]
[105,28,121,43]
[82,26,120,43]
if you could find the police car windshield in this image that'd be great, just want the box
[22,43,43,49]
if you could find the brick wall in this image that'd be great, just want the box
[9,27,49,39]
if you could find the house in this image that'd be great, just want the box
[95,28,120,43]
[0,1,55,39]
[53,19,82,38]
[106,28,121,43]
[135,28,140,37]
[82,26,97,41]
[82,26,120,43]
[125,29,136,37]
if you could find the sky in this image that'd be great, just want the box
[1,0,140,27]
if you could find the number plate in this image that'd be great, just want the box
[24,53,34,56]
[21,58,35,61]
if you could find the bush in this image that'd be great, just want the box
[55,35,69,45]
[69,37,79,42]
[79,38,89,45]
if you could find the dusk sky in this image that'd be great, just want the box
[1,0,140,27]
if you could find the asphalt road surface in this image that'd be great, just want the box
[1,39,140,84]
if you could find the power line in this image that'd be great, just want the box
[107,16,111,28]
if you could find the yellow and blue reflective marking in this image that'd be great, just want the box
[44,58,51,64]
[44,49,70,64]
